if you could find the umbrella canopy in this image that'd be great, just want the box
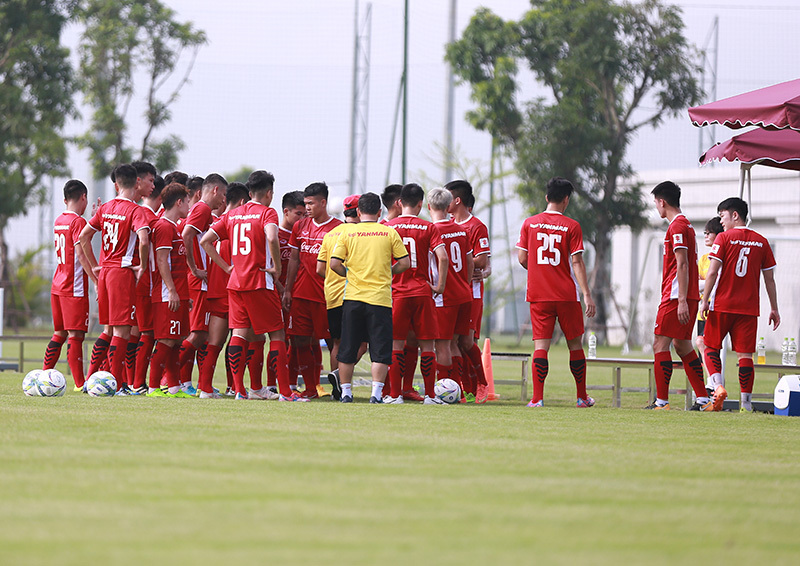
[700,128,800,171]
[689,78,800,131]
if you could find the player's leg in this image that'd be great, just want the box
[388,297,412,401]
[673,338,714,410]
[650,300,683,409]
[61,295,90,389]
[402,331,421,401]
[66,330,86,389]
[558,301,592,407]
[336,300,368,402]
[702,311,728,392]
[528,302,556,407]
[197,308,228,398]
[44,295,67,370]
[89,269,111,376]
[365,303,392,403]
[730,315,758,412]
[133,294,155,393]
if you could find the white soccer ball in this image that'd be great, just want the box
[85,371,117,397]
[434,378,461,404]
[22,370,44,397]
[37,369,67,397]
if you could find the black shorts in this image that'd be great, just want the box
[327,306,343,340]
[697,319,706,336]
[337,300,392,365]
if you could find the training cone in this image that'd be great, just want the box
[482,338,499,401]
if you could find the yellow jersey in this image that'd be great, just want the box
[317,223,349,309]
[698,252,711,321]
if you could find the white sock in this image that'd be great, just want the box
[697,396,710,404]
[148,387,158,394]
[741,392,752,410]
[342,383,352,397]
[656,398,669,407]
[371,381,384,399]
[168,385,180,394]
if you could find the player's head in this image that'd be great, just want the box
[717,196,748,228]
[202,173,228,209]
[161,182,189,212]
[546,177,574,204]
[464,192,476,211]
[357,192,381,216]
[651,181,681,215]
[281,190,306,227]
[246,170,275,195]
[343,194,360,221]
[444,179,473,212]
[703,216,723,247]
[400,183,424,209]
[381,184,403,215]
[186,176,204,203]
[164,171,189,186]
[427,187,453,212]
[113,163,138,190]
[63,179,87,202]
[225,182,250,209]
[303,182,329,220]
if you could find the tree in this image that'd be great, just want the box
[446,0,702,338]
[76,0,207,180]
[0,0,76,287]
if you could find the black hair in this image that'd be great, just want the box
[132,160,157,178]
[358,192,382,215]
[282,190,305,210]
[718,197,748,223]
[400,183,424,207]
[203,173,228,192]
[63,179,88,202]
[164,171,189,186]
[546,177,574,204]
[343,208,359,219]
[161,183,189,210]
[444,179,473,207]
[381,184,402,209]
[303,182,329,200]
[651,180,681,208]
[113,164,138,189]
[187,176,204,197]
[152,175,165,198]
[246,170,275,195]
[226,182,250,206]
[705,216,723,235]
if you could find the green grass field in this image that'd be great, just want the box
[1,339,799,565]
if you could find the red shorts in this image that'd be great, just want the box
[288,297,330,339]
[135,294,153,332]
[207,296,229,319]
[98,267,136,326]
[703,311,758,353]
[189,288,210,332]
[51,294,89,332]
[152,300,190,340]
[435,302,472,339]
[654,299,698,341]
[470,297,484,339]
[393,295,437,340]
[229,289,283,334]
[529,301,584,341]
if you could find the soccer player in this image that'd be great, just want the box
[329,192,410,403]
[380,183,403,223]
[196,182,250,398]
[44,180,94,391]
[516,177,596,408]
[144,183,194,397]
[648,181,717,411]
[179,173,228,395]
[201,170,304,401]
[696,217,724,360]
[283,182,342,399]
[427,187,472,402]
[79,163,150,393]
[701,197,780,412]
[385,183,448,403]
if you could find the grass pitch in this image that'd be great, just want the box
[1,342,799,565]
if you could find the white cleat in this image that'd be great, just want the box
[198,390,222,399]
[383,395,404,404]
[423,396,446,405]
[249,386,279,400]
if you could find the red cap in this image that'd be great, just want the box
[343,194,360,211]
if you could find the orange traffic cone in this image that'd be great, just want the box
[482,337,500,401]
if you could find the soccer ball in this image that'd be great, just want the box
[433,378,461,404]
[85,371,117,397]
[37,369,67,397]
[22,370,44,396]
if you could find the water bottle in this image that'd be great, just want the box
[587,332,597,359]
[781,337,790,365]
[756,337,766,365]
[789,338,797,366]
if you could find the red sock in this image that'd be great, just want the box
[196,342,208,382]
[148,342,171,389]
[654,351,673,401]
[225,342,234,389]
[312,340,323,377]
[436,362,452,382]
[227,336,248,395]
[199,344,222,394]
[287,343,298,387]
[248,340,265,390]
[298,344,318,393]
[108,336,127,388]
[67,337,85,387]
[532,349,548,403]
[421,351,436,398]
[268,340,292,397]
[134,334,155,389]
[739,358,754,393]
[704,348,722,376]
[389,350,405,398]
[179,340,196,384]
[402,345,417,392]
[165,344,181,388]
[568,348,588,399]
[88,332,111,376]
[680,350,707,398]
[465,343,487,389]
[124,335,139,389]
[43,334,66,369]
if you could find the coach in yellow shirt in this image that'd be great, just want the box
[330,192,410,403]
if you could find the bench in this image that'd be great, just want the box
[491,352,531,401]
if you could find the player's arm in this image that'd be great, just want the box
[330,257,346,278]
[74,234,98,286]
[517,248,528,270]
[200,230,231,275]
[265,223,281,279]
[316,260,327,279]
[478,256,492,280]
[700,258,721,318]
[136,227,149,283]
[156,247,179,312]
[392,254,410,275]
[282,248,300,310]
[429,246,448,294]
[78,223,100,276]
[674,247,690,325]
[182,224,206,282]
[571,252,596,319]
[465,251,474,285]
[763,268,781,330]
[473,252,488,271]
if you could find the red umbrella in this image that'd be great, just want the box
[689,78,800,131]
[700,128,800,171]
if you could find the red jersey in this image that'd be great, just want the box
[150,217,190,302]
[516,210,584,303]
[206,237,231,300]
[278,226,293,287]
[708,226,776,316]
[288,216,342,303]
[88,197,150,268]
[660,214,700,303]
[52,212,89,298]
[209,201,279,292]
[135,205,159,298]
[386,215,442,298]
[455,214,491,299]
[430,220,472,307]
[184,201,214,292]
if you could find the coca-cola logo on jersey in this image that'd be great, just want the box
[178,244,186,255]
[301,242,321,255]
[281,248,292,260]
